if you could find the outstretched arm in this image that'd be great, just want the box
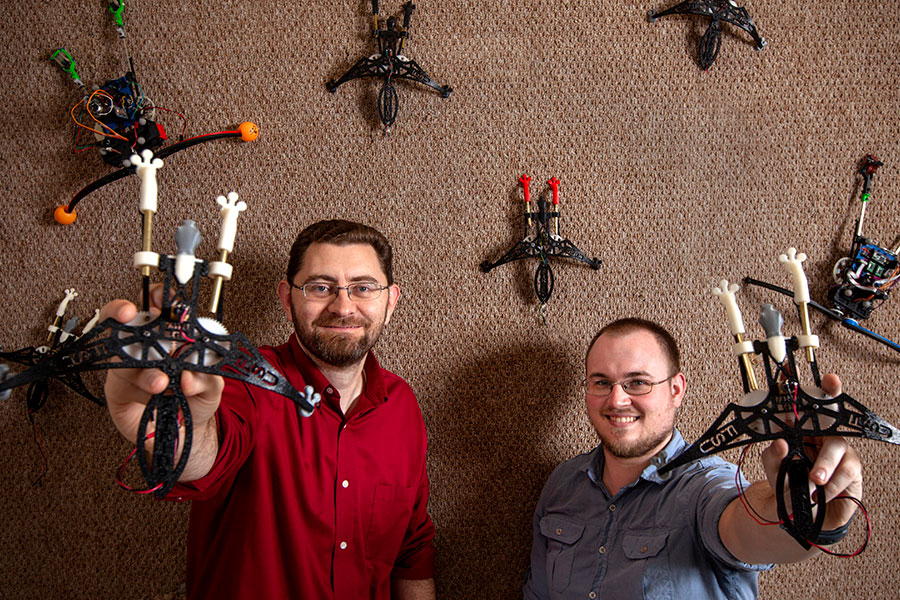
[101,294,224,482]
[719,374,863,564]
[392,578,435,600]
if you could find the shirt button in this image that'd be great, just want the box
[589,593,597,599]
[326,387,333,394]
[641,545,648,553]
[342,480,349,488]
[609,504,616,512]
[556,528,563,535]
[340,541,347,550]
[598,546,607,554]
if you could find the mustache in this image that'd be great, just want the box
[313,315,369,328]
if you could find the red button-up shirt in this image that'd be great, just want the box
[166,335,435,599]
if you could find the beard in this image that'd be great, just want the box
[599,425,674,460]
[291,304,387,367]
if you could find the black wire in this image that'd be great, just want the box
[742,277,900,354]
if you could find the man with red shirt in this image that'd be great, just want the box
[101,220,436,599]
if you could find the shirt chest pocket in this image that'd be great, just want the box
[539,515,585,593]
[365,484,415,565]
[623,531,667,559]
[622,531,674,600]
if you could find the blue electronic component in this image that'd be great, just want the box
[829,156,899,320]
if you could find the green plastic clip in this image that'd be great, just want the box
[108,0,125,28]
[50,48,84,88]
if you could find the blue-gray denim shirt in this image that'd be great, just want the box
[524,430,771,600]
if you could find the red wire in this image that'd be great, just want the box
[115,445,164,495]
[735,442,872,556]
[115,408,185,494]
[179,308,195,343]
[143,105,188,138]
[735,444,781,526]
[116,432,164,494]
[809,496,871,557]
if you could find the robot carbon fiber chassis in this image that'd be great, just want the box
[0,151,320,497]
[659,248,900,549]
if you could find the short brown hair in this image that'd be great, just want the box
[586,318,681,374]
[286,220,394,284]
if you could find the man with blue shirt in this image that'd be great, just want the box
[524,318,863,599]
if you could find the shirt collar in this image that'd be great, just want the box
[645,429,686,483]
[585,428,687,486]
[287,334,387,416]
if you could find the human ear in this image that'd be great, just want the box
[384,284,401,324]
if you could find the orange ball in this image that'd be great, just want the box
[54,205,77,225]
[238,122,259,142]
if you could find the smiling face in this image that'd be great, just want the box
[585,328,685,461]
[277,242,400,368]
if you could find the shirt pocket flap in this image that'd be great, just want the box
[623,531,668,559]
[539,515,585,545]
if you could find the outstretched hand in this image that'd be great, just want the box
[760,374,864,531]
[100,288,223,452]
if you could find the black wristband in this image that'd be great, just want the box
[812,515,854,545]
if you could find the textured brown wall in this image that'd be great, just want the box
[1,1,899,598]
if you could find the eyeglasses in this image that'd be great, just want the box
[289,280,389,301]
[583,375,675,397]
